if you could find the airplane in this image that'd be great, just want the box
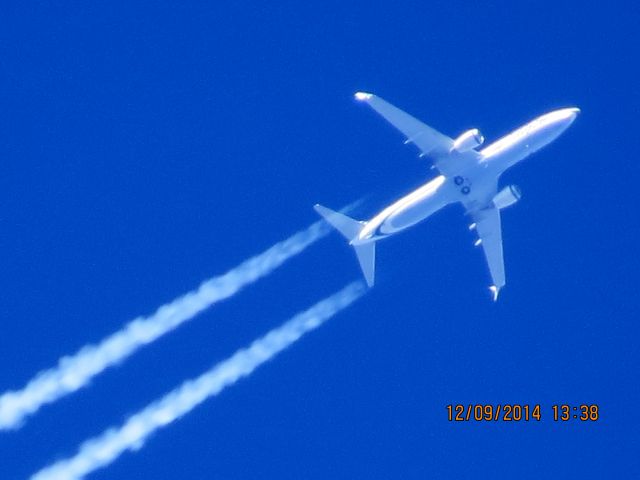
[314,92,580,300]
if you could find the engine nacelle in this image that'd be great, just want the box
[451,128,484,152]
[492,185,522,210]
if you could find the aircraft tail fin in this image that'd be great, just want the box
[313,204,376,287]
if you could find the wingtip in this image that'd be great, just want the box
[354,91,373,101]
[489,285,500,302]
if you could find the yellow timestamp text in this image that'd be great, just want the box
[446,404,600,422]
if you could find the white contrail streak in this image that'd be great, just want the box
[0,220,331,430]
[31,281,365,480]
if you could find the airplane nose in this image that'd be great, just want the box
[566,107,580,120]
[556,107,580,121]
[544,107,580,128]
[530,107,580,147]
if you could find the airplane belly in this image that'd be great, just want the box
[379,179,452,234]
[382,200,444,233]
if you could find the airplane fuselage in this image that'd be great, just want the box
[355,107,579,244]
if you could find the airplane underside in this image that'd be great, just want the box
[315,92,579,300]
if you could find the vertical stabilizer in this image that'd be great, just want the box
[314,204,376,287]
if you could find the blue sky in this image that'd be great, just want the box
[0,1,638,478]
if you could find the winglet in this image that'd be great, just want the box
[354,91,373,101]
[489,285,500,302]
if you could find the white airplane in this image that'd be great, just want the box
[315,92,580,300]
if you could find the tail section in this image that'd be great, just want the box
[313,204,363,241]
[314,204,376,287]
[353,243,376,288]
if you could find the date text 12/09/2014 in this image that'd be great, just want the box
[446,404,599,422]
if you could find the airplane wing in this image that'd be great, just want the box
[355,92,478,176]
[471,206,505,301]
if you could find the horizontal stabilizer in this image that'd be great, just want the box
[313,204,376,287]
[313,204,363,241]
[354,243,376,287]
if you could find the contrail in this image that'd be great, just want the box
[31,281,365,480]
[0,220,332,430]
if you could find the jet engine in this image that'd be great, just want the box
[492,185,522,210]
[451,128,485,152]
